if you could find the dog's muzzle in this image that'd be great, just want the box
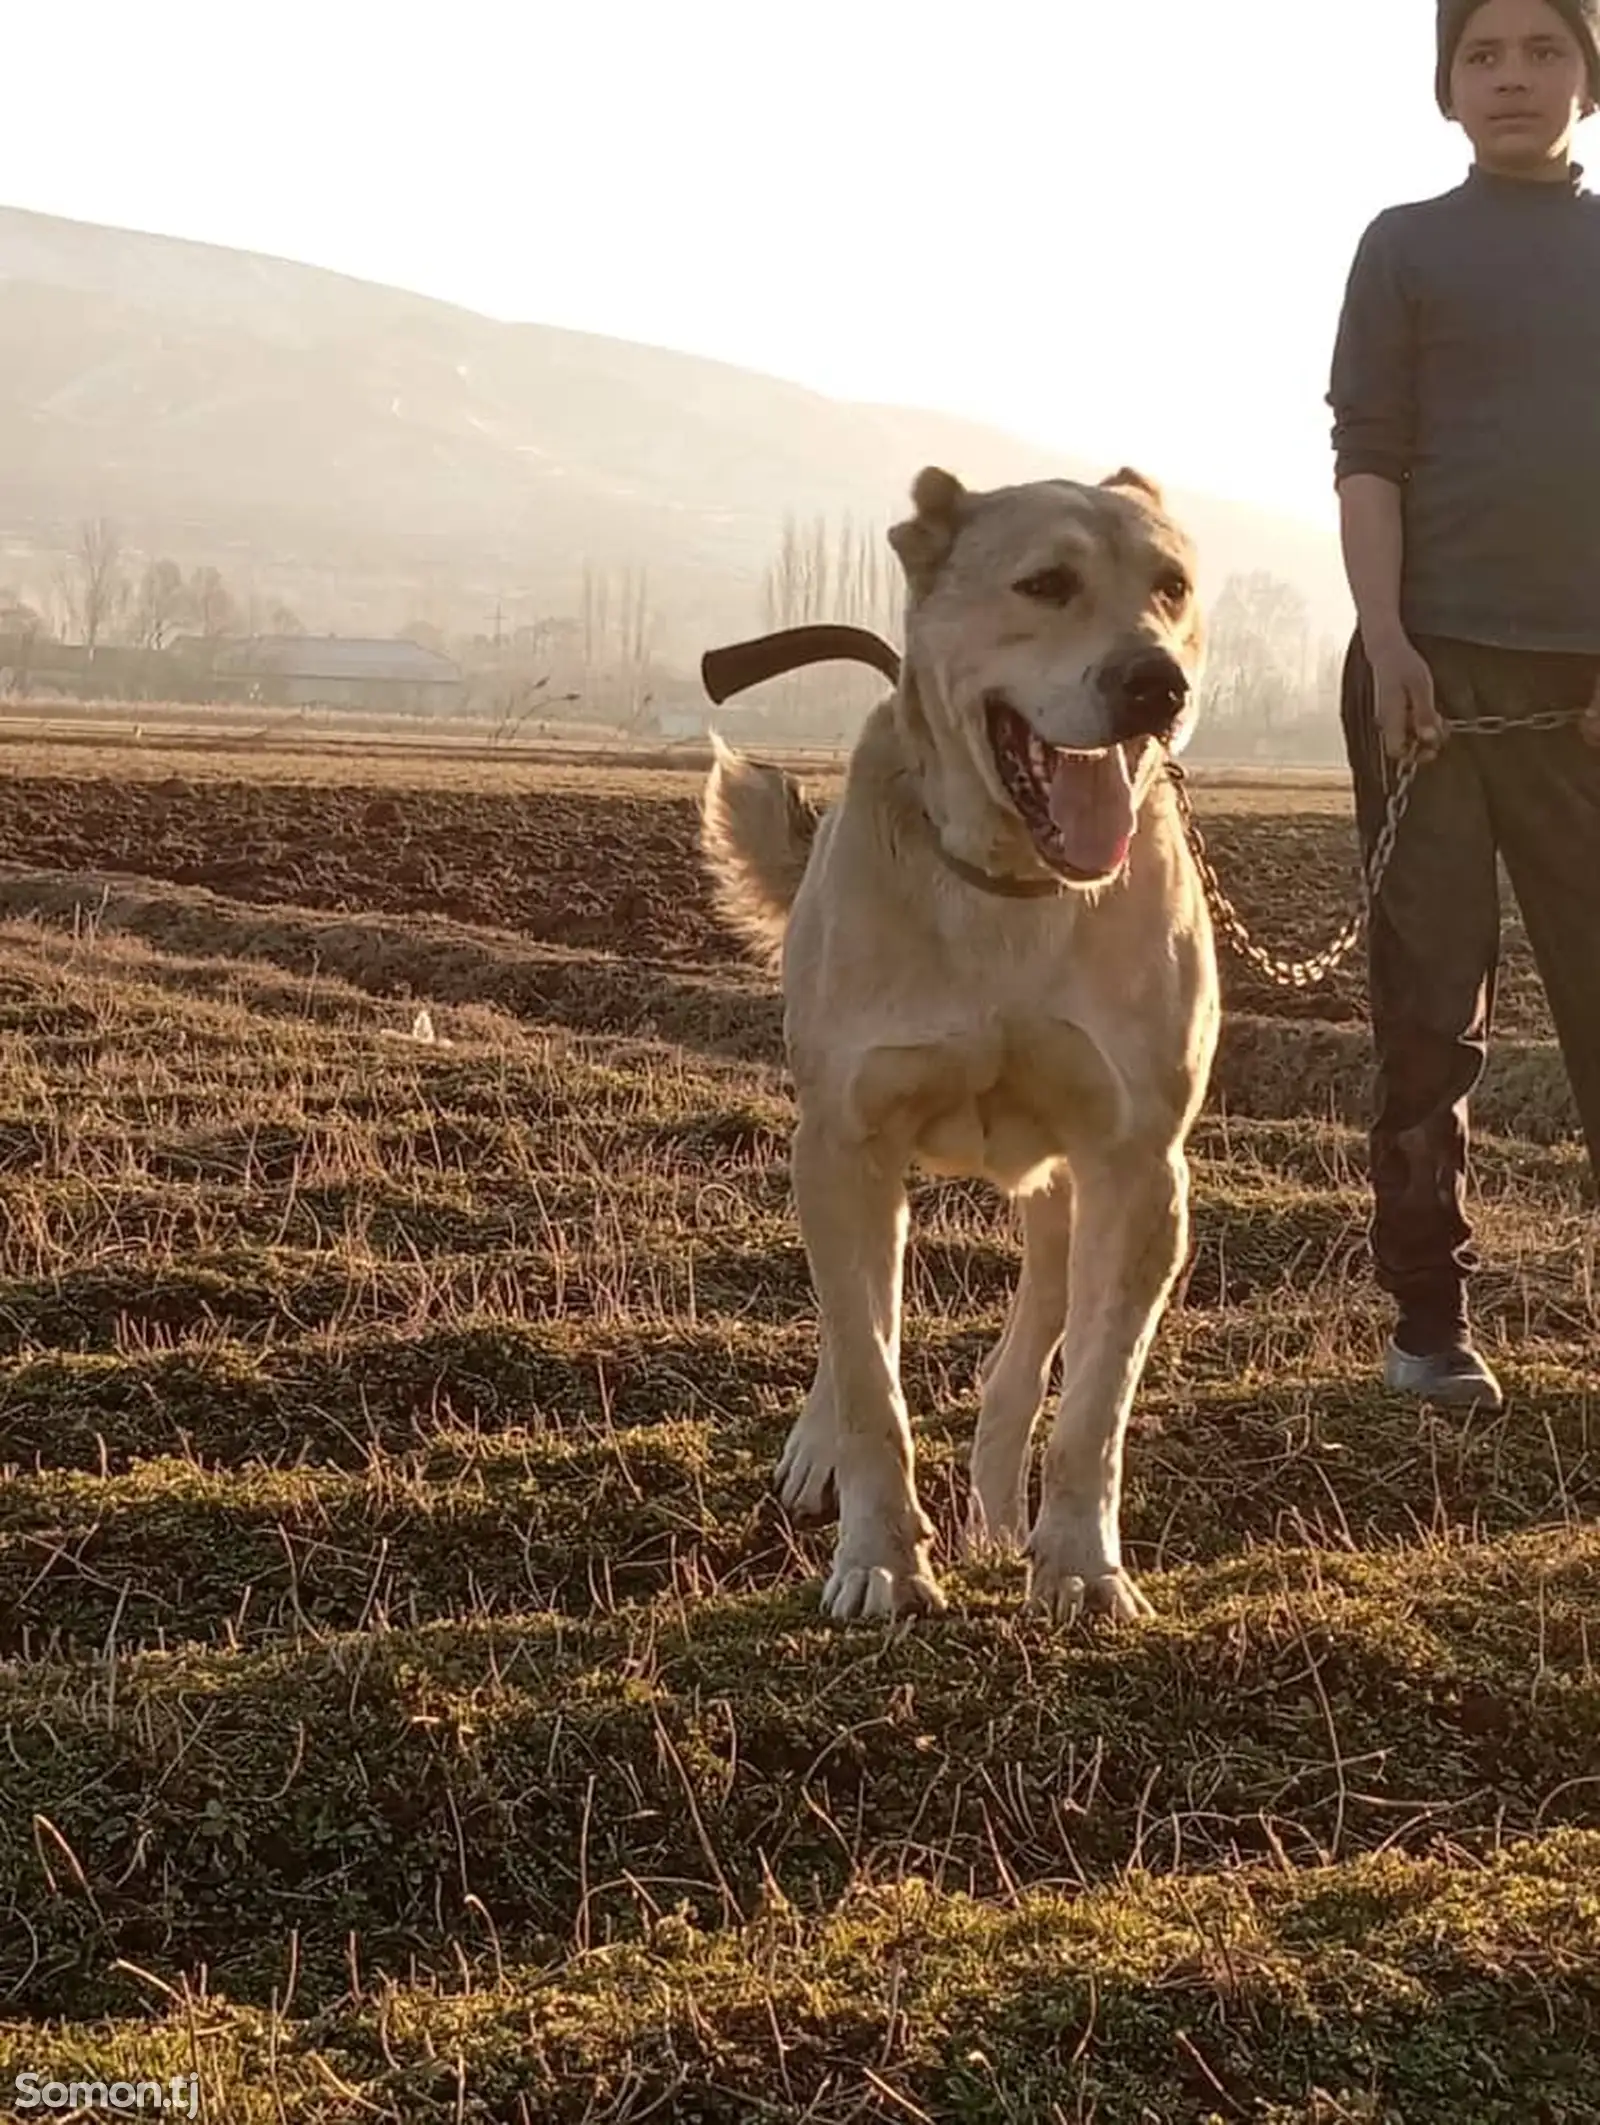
[1101,649,1190,745]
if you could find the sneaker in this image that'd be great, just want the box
[1382,1339,1505,1412]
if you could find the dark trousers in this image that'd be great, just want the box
[1340,632,1600,1350]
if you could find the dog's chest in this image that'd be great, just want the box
[847,1008,1126,1193]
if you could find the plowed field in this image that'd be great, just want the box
[0,739,1593,2122]
[0,754,1564,1029]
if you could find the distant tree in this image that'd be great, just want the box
[760,510,901,641]
[755,511,903,738]
[1200,571,1313,748]
[618,563,653,730]
[580,563,611,686]
[762,517,803,634]
[0,596,48,641]
[0,595,48,696]
[187,565,240,641]
[130,558,188,650]
[59,517,127,653]
[569,564,658,726]
[266,602,304,635]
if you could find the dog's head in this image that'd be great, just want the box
[888,465,1203,887]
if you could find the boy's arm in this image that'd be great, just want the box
[1327,217,1442,759]
[1338,475,1443,759]
[1337,474,1406,651]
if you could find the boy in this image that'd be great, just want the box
[1327,0,1600,1410]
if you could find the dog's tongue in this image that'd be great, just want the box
[1047,747,1136,875]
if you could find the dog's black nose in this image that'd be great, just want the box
[1107,649,1189,741]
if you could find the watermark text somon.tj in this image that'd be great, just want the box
[14,2076,199,2115]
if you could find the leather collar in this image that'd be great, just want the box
[931,843,1074,898]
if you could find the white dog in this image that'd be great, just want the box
[699,465,1219,1624]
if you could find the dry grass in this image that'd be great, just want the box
[0,751,1594,2120]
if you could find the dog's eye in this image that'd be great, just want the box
[1014,566,1081,605]
[1156,570,1191,606]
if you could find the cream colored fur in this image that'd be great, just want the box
[700,465,1220,1624]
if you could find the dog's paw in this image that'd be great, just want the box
[775,1411,837,1522]
[1025,1565,1153,1626]
[822,1558,947,1622]
[1024,1517,1152,1626]
[821,1516,945,1622]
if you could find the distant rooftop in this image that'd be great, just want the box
[214,635,463,683]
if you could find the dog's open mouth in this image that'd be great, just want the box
[986,698,1138,881]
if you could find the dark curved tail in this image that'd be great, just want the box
[700,624,902,706]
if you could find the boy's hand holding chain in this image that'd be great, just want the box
[1176,649,1598,994]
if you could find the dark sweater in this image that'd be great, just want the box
[1328,161,1600,655]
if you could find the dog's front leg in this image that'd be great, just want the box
[964,1164,1072,1553]
[1025,1142,1189,1625]
[788,1113,945,1621]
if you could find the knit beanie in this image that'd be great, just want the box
[1437,0,1600,112]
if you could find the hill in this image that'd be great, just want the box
[0,203,1353,661]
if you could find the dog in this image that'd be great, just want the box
[699,464,1219,1625]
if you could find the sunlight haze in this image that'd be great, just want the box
[4,0,1482,532]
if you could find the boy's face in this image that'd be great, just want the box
[1446,0,1596,174]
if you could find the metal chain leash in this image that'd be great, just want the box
[1166,706,1594,993]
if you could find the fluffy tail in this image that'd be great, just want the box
[699,731,823,966]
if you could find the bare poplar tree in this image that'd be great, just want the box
[580,563,596,688]
[750,509,908,734]
[62,517,127,652]
[131,558,188,650]
[1201,572,1314,749]
[188,566,240,642]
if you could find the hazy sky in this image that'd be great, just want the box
[2,1,1535,531]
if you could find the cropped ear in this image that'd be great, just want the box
[888,466,968,593]
[1101,465,1165,506]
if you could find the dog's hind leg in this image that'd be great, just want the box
[964,1165,1072,1554]
[788,1112,945,1621]
[1024,1139,1190,1625]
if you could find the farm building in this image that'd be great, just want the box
[210,635,465,712]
